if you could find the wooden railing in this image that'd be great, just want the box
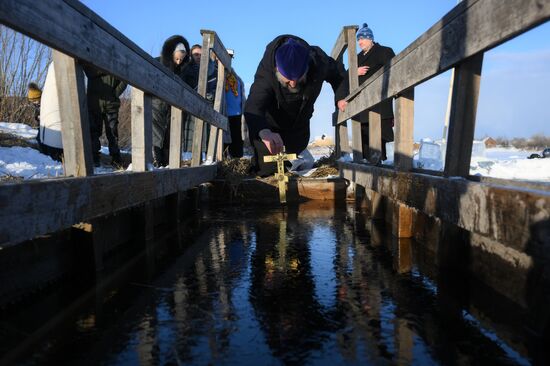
[332,0,550,246]
[0,0,236,246]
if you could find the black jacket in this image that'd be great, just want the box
[244,35,348,153]
[85,68,127,113]
[152,35,193,144]
[355,42,395,141]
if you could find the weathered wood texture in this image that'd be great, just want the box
[206,59,226,162]
[201,30,232,72]
[337,0,550,123]
[345,27,362,162]
[191,32,215,166]
[444,53,483,177]
[394,88,415,171]
[169,107,184,168]
[330,27,357,157]
[131,89,153,172]
[340,161,550,249]
[0,0,226,130]
[368,110,382,163]
[52,51,93,177]
[0,165,217,247]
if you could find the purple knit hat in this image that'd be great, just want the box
[275,38,309,80]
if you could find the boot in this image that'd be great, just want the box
[111,153,122,169]
[93,153,101,168]
[153,147,164,168]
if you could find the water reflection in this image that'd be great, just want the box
[3,204,542,365]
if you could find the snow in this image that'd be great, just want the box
[0,123,548,182]
[0,146,63,179]
[0,122,38,139]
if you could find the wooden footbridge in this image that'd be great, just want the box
[0,0,549,342]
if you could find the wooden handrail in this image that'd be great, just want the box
[0,0,227,130]
[335,0,550,124]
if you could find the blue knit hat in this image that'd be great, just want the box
[275,38,310,80]
[356,23,374,41]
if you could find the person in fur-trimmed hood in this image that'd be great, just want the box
[244,35,348,177]
[152,35,193,167]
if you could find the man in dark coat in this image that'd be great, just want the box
[152,35,193,166]
[245,35,348,176]
[85,67,127,167]
[353,23,395,161]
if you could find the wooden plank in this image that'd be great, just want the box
[191,32,214,166]
[394,88,415,171]
[201,30,232,73]
[368,109,382,164]
[346,28,362,163]
[337,0,550,123]
[131,88,152,172]
[334,121,350,157]
[444,53,483,177]
[0,165,217,247]
[330,29,347,60]
[339,161,550,249]
[0,0,226,130]
[169,107,184,169]
[330,25,358,60]
[52,51,93,177]
[392,202,414,238]
[216,128,224,161]
[206,60,226,162]
[329,27,354,158]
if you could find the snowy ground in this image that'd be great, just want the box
[1,122,548,182]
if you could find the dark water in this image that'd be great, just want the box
[1,203,544,365]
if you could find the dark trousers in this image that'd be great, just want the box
[89,109,120,157]
[226,115,243,158]
[360,119,393,161]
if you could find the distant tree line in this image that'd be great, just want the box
[0,25,51,126]
[494,133,550,150]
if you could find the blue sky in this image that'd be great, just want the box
[82,0,549,140]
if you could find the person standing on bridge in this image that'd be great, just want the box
[151,35,194,167]
[224,49,246,158]
[244,35,348,177]
[353,23,395,162]
[84,67,127,168]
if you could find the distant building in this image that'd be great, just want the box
[484,137,497,148]
[309,134,335,147]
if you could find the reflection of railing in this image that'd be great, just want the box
[0,0,237,246]
[332,0,550,246]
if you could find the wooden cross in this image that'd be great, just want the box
[263,149,297,203]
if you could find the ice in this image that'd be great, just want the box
[416,141,444,170]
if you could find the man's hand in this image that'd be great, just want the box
[259,129,284,154]
[358,66,370,76]
[337,100,347,112]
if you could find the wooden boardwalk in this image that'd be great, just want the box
[0,0,238,247]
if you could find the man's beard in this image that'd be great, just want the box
[275,70,307,93]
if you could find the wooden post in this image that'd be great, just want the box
[52,50,93,177]
[333,112,350,158]
[392,202,413,238]
[444,52,484,177]
[191,32,214,166]
[394,88,415,171]
[131,88,153,172]
[368,109,382,164]
[345,27,362,162]
[206,58,226,162]
[216,128,224,161]
[168,107,184,169]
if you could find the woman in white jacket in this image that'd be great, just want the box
[37,62,63,161]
